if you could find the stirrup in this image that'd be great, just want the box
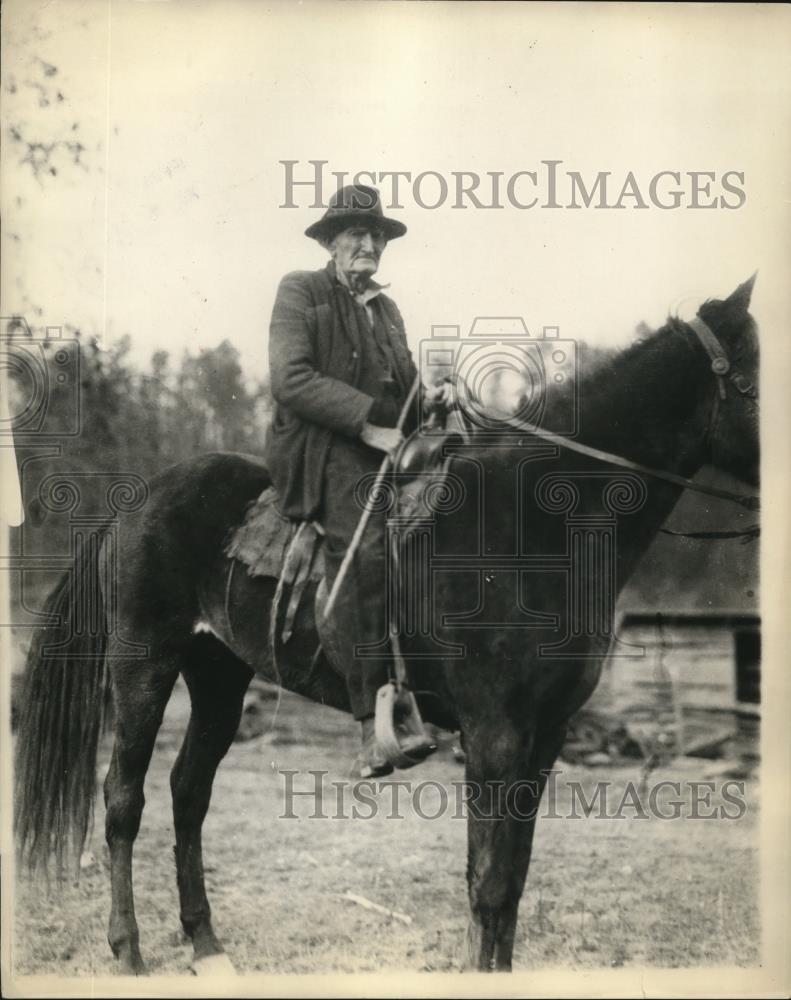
[374,680,437,771]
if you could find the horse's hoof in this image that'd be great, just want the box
[191,952,237,976]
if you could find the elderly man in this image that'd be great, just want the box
[264,184,448,777]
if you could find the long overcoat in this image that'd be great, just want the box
[264,262,418,519]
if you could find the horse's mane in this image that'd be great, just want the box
[587,315,693,389]
[446,289,758,477]
[442,310,747,492]
[461,314,699,448]
[562,315,690,396]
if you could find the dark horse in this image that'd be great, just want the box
[15,278,759,974]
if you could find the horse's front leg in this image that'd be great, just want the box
[461,724,565,972]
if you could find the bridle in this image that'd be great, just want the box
[686,316,758,404]
[661,316,759,537]
[442,315,760,516]
[686,315,758,451]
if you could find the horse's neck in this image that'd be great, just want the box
[570,328,714,565]
[578,329,711,480]
[441,328,714,560]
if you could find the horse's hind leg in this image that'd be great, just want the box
[170,635,252,974]
[104,648,179,974]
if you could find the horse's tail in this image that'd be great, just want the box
[14,529,110,877]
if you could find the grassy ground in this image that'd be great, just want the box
[13,681,760,976]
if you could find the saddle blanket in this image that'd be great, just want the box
[225,487,324,580]
[225,487,326,644]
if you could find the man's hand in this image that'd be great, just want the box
[424,380,455,409]
[360,423,405,454]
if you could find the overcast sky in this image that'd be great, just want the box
[2,1,790,388]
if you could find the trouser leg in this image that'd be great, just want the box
[321,444,391,720]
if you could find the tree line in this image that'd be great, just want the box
[6,320,272,519]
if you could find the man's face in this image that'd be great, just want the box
[329,225,387,278]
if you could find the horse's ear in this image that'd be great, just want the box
[725,273,757,314]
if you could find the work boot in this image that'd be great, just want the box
[359,716,394,779]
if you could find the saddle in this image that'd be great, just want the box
[225,423,462,769]
[225,420,465,639]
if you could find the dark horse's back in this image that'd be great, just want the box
[123,451,361,710]
[138,450,272,580]
[108,451,272,634]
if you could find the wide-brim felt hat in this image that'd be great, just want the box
[305,184,407,242]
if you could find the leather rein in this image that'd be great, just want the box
[440,316,759,532]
